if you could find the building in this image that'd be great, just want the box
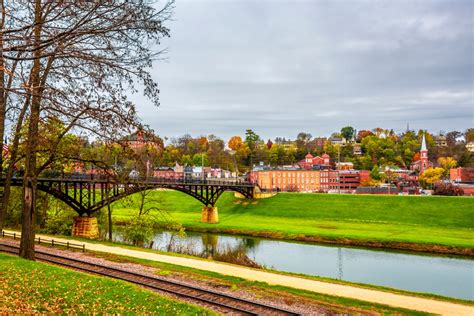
[410,133,433,174]
[335,162,354,170]
[337,170,361,193]
[297,153,330,170]
[250,167,322,192]
[250,167,363,193]
[450,167,474,183]
[352,144,362,155]
[466,142,474,152]
[124,130,163,151]
[434,135,448,147]
[307,137,327,149]
[329,137,347,146]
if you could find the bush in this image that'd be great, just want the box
[434,182,464,196]
[121,216,156,246]
[43,209,76,235]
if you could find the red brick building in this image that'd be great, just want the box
[450,167,474,183]
[297,153,331,170]
[250,167,363,193]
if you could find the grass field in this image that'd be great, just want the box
[0,253,213,314]
[112,191,474,253]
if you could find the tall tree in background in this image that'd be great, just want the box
[340,126,355,141]
[244,129,260,167]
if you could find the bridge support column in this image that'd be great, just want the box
[72,216,99,239]
[201,206,218,224]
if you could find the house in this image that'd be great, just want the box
[297,153,331,170]
[352,144,362,155]
[329,137,347,146]
[466,142,474,152]
[124,130,163,151]
[434,135,448,147]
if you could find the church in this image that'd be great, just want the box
[410,133,433,174]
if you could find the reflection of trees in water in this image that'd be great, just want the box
[200,234,262,257]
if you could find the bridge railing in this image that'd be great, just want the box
[36,172,255,186]
[1,231,85,252]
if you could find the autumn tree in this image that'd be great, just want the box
[419,167,445,189]
[1,1,173,259]
[437,157,457,177]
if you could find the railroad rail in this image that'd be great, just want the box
[0,243,299,315]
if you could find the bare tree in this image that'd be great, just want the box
[1,1,173,259]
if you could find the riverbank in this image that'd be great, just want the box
[112,191,474,256]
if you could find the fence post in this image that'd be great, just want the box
[82,244,85,252]
[13,233,15,240]
[38,237,41,244]
[52,239,54,247]
[67,242,69,250]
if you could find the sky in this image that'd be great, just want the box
[131,0,473,141]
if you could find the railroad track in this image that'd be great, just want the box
[0,243,300,315]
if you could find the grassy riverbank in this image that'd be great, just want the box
[112,191,474,255]
[0,253,212,314]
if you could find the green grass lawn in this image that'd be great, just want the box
[112,191,474,251]
[0,253,213,315]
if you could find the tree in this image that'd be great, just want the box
[228,136,244,151]
[465,128,474,143]
[244,129,260,167]
[446,131,461,147]
[356,130,374,142]
[419,167,444,189]
[340,126,355,141]
[437,157,457,177]
[192,153,209,167]
[2,1,173,259]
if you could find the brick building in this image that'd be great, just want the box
[450,167,474,183]
[297,153,331,170]
[250,167,364,193]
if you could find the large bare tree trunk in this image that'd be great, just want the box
[20,0,42,260]
[0,0,6,231]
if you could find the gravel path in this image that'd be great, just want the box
[3,230,473,316]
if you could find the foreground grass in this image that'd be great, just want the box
[112,191,474,252]
[0,253,213,315]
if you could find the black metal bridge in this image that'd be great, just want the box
[0,176,257,216]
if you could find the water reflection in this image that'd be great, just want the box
[113,229,474,300]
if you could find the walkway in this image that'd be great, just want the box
[4,230,473,316]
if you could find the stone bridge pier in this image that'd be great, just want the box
[72,216,99,239]
[201,206,218,224]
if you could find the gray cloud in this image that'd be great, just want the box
[131,0,473,141]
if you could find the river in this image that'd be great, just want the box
[114,229,474,300]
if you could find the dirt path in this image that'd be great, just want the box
[5,230,473,316]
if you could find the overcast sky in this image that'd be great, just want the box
[131,0,473,141]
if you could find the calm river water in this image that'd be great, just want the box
[116,230,474,300]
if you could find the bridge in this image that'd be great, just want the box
[0,175,258,237]
[0,176,257,216]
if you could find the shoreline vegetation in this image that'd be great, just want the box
[112,191,474,256]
